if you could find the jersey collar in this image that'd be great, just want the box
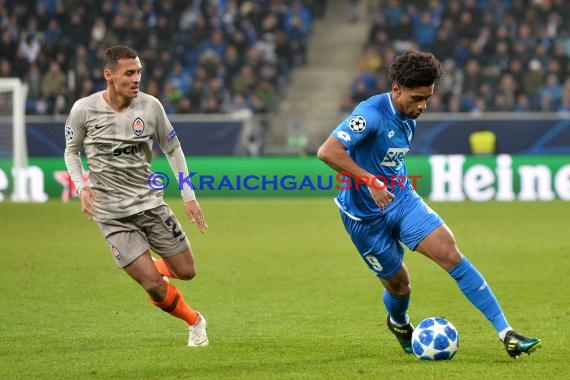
[387,92,413,121]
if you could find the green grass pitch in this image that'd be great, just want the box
[1,198,568,379]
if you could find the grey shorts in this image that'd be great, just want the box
[97,205,190,268]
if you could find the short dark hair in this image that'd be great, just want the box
[103,45,139,70]
[389,50,443,88]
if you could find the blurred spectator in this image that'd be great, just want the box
[254,80,277,112]
[44,18,62,46]
[4,1,570,116]
[41,61,66,101]
[206,77,232,113]
[522,59,544,105]
[438,59,462,101]
[343,0,570,113]
[232,65,257,95]
[24,63,42,99]
[514,94,531,113]
[166,62,192,96]
[496,73,518,110]
[351,78,374,104]
[359,47,382,74]
[558,89,570,113]
[0,31,18,61]
[538,73,563,110]
[0,0,322,117]
[0,59,13,77]
[18,34,41,64]
[414,11,437,51]
[462,59,482,95]
[53,85,69,115]
[161,82,184,114]
[230,92,250,111]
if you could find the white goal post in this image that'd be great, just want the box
[0,77,46,202]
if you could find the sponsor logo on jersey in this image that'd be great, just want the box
[336,131,351,142]
[113,143,143,156]
[132,117,145,136]
[111,246,121,260]
[348,116,366,132]
[381,147,409,166]
[65,125,74,141]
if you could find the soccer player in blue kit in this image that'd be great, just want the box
[317,50,541,358]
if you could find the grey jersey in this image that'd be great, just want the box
[64,91,181,221]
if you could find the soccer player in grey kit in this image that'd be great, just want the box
[64,45,208,347]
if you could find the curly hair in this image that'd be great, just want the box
[389,50,443,88]
[103,45,139,70]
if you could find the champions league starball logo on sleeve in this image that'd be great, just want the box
[65,125,74,141]
[349,116,366,132]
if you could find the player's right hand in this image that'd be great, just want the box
[184,200,208,233]
[368,181,395,212]
[80,186,98,221]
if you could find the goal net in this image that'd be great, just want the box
[0,78,28,164]
[0,78,47,202]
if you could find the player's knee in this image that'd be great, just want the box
[440,243,463,270]
[395,283,411,297]
[384,279,411,297]
[173,266,196,281]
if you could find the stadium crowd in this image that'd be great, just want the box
[3,0,570,116]
[0,0,327,115]
[342,0,570,114]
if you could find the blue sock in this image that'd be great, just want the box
[383,289,410,325]
[449,257,510,333]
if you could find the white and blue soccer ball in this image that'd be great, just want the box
[411,317,459,360]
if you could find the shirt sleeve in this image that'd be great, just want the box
[152,97,196,201]
[331,108,379,150]
[153,98,181,154]
[165,146,196,202]
[63,102,87,194]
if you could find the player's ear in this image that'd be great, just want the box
[103,67,113,81]
[392,83,401,98]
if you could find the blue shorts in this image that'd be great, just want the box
[340,191,444,280]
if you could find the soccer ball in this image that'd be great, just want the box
[411,317,459,360]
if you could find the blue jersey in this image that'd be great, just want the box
[332,92,417,220]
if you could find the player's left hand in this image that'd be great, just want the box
[368,181,395,212]
[79,186,98,221]
[184,200,208,233]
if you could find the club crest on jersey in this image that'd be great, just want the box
[65,124,74,141]
[132,117,145,136]
[111,246,121,260]
[349,116,366,132]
